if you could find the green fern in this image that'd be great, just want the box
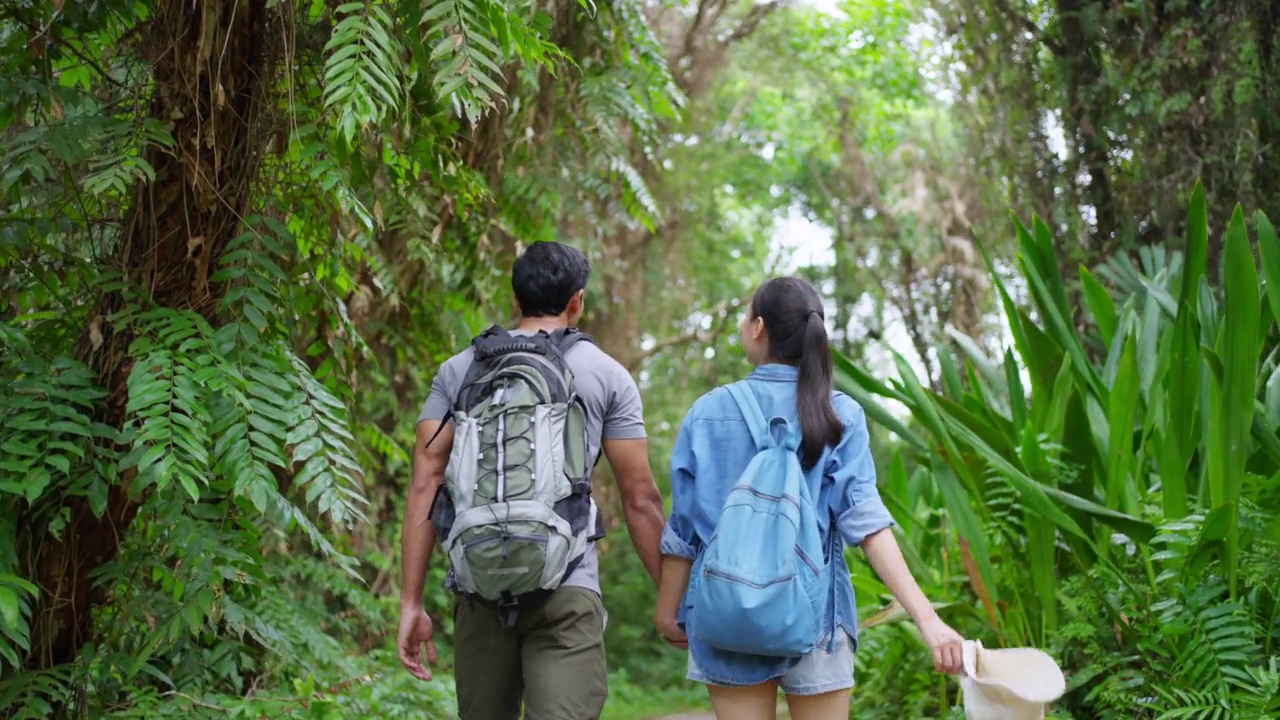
[0,665,73,720]
[285,350,367,526]
[413,0,562,121]
[324,2,407,142]
[1145,583,1266,718]
[0,573,38,671]
[121,311,222,502]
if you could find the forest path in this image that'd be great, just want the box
[651,706,790,719]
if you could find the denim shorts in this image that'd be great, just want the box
[687,632,855,696]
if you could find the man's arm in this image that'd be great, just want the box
[603,437,665,585]
[400,419,453,611]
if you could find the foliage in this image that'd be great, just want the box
[939,0,1280,269]
[839,184,1280,717]
[3,0,1278,716]
[724,0,1006,376]
[0,0,680,715]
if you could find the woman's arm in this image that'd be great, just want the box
[827,399,963,674]
[653,414,699,649]
[862,528,963,674]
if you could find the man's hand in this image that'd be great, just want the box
[399,419,450,662]
[397,607,439,681]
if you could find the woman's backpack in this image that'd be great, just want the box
[687,382,830,657]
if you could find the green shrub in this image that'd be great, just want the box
[838,184,1280,717]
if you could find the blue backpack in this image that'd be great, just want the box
[687,382,830,657]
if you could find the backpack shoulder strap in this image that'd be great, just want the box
[726,382,771,451]
[551,327,593,355]
[473,324,509,344]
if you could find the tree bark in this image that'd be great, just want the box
[1055,0,1117,256]
[23,0,274,672]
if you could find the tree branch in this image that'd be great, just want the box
[988,0,1062,55]
[724,0,787,45]
[624,297,743,371]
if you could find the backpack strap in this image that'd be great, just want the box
[473,325,556,362]
[727,382,772,451]
[551,327,593,356]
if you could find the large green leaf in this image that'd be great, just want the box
[1004,349,1028,433]
[1213,205,1261,595]
[1014,218,1106,402]
[891,352,980,495]
[928,383,1153,544]
[1080,265,1118,350]
[1255,211,1280,331]
[1105,333,1141,515]
[1019,424,1058,636]
[930,460,999,608]
[1161,182,1209,519]
[832,353,928,452]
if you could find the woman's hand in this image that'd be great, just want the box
[860,530,964,675]
[653,614,689,649]
[654,556,693,649]
[918,614,964,675]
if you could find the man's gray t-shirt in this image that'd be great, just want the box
[418,329,646,596]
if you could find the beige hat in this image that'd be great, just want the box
[960,640,1066,720]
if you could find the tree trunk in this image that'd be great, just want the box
[1055,0,1117,257]
[1248,0,1280,227]
[23,0,273,672]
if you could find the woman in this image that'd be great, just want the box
[653,277,964,720]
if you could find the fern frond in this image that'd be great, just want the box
[0,572,38,672]
[608,155,660,229]
[414,0,560,121]
[122,310,223,502]
[1149,582,1264,699]
[324,2,406,142]
[0,664,74,720]
[1153,687,1231,720]
[1232,658,1280,719]
[0,334,109,507]
[285,351,367,528]
[288,125,376,230]
[210,345,289,513]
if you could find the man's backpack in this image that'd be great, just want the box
[686,382,830,657]
[430,325,602,623]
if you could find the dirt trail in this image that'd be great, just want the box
[652,707,789,720]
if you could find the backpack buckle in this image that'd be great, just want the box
[497,593,520,628]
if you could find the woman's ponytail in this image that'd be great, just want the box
[750,278,844,469]
[796,311,842,469]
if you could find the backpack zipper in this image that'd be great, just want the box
[462,532,547,549]
[496,411,506,502]
[795,547,821,575]
[730,484,800,510]
[704,568,794,589]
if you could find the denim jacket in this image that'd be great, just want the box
[659,364,896,686]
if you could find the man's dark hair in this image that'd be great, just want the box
[511,242,591,318]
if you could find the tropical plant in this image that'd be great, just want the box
[0,0,681,716]
[837,183,1280,717]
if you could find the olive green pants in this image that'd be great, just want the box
[454,587,608,720]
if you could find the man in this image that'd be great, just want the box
[397,241,667,720]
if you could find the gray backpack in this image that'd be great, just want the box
[429,326,601,622]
